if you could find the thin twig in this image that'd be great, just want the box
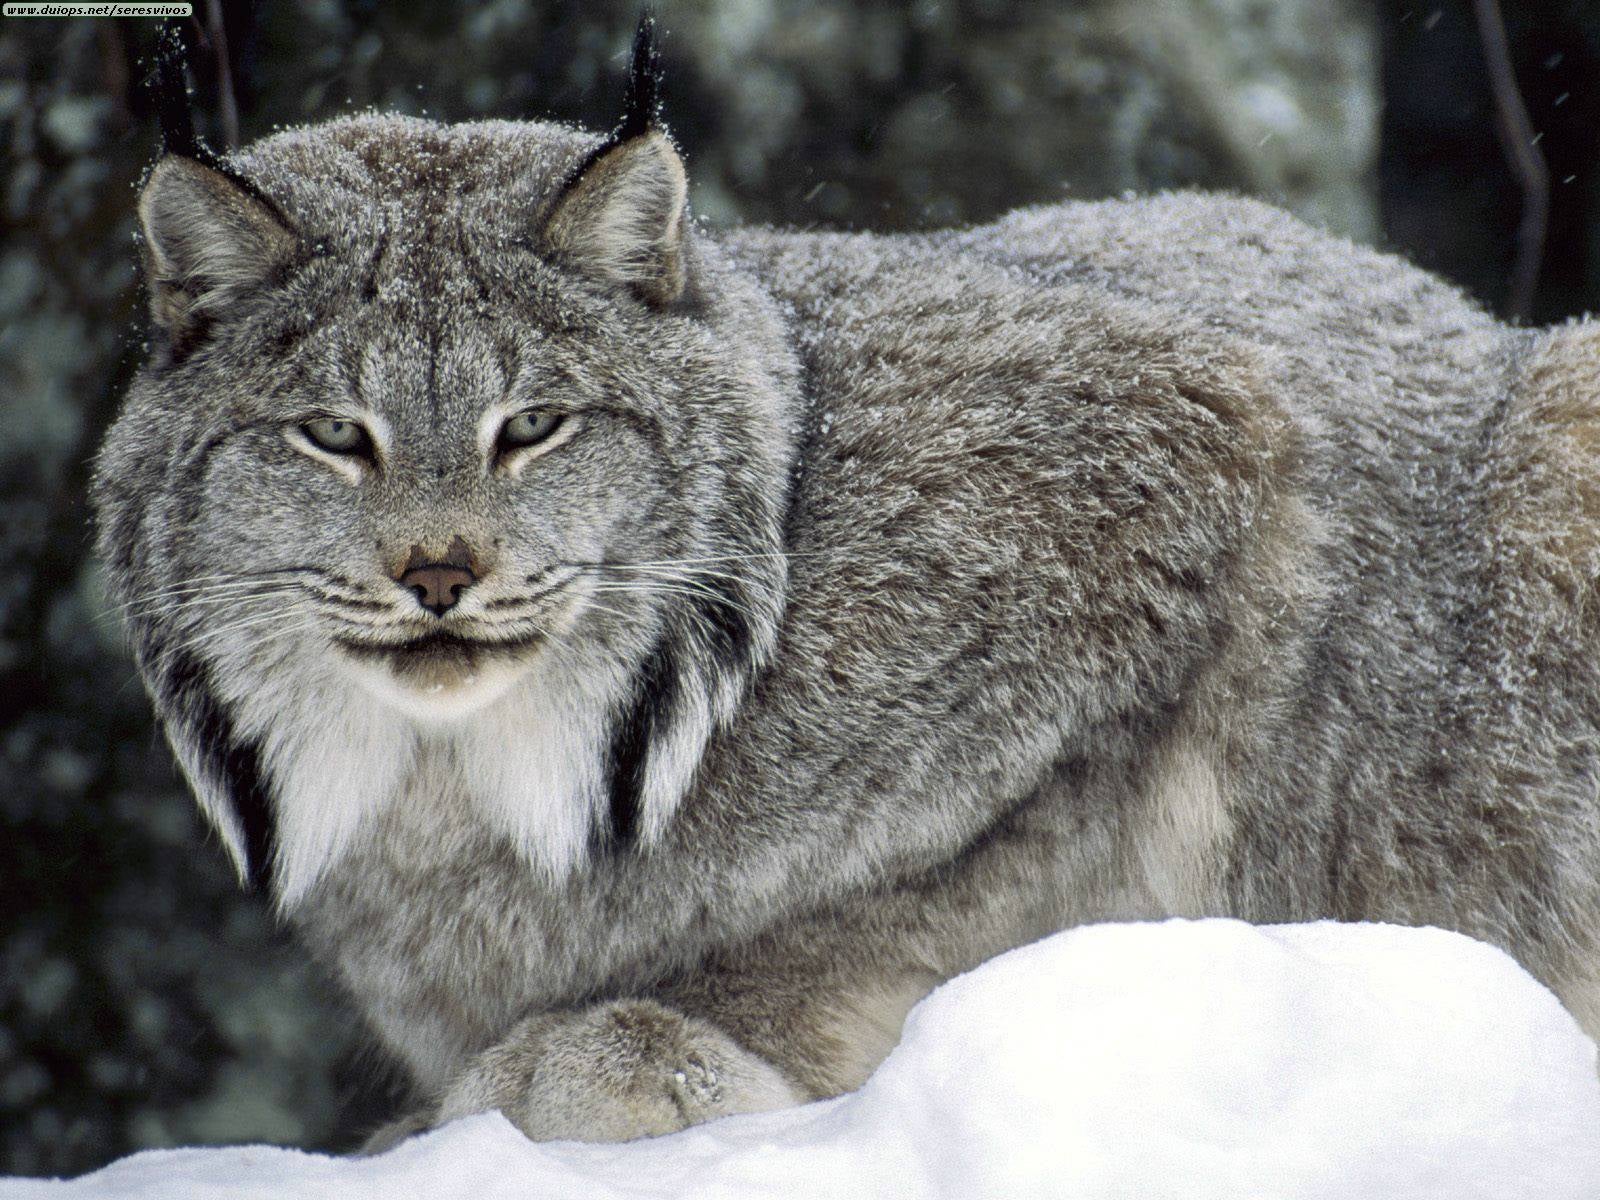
[1470,0,1548,322]
[205,0,239,148]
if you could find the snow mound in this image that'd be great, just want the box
[8,919,1600,1199]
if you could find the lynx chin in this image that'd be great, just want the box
[96,20,1600,1147]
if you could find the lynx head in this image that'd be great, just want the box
[93,19,800,907]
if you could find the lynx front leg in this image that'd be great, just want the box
[432,999,805,1143]
[420,892,988,1146]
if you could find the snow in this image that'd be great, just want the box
[7,919,1600,1199]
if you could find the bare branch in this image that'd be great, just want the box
[1470,0,1548,322]
[205,0,240,149]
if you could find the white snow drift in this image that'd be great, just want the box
[7,919,1600,1199]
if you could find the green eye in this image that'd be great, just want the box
[499,409,565,452]
[302,418,372,456]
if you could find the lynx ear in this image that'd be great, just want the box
[137,155,299,334]
[540,133,688,305]
[539,15,688,305]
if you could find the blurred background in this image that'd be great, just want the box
[2,0,1597,1177]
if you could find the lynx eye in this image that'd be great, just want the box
[301,417,372,457]
[498,409,565,453]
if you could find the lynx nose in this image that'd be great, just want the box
[398,563,477,617]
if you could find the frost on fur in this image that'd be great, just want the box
[137,155,299,334]
[539,131,689,306]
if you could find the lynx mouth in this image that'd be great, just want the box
[333,628,546,706]
[334,629,543,667]
[332,628,547,717]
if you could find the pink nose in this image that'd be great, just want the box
[398,563,476,616]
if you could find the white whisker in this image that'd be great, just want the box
[175,609,320,657]
[586,581,766,622]
[578,561,783,596]
[176,625,320,668]
[116,582,308,621]
[568,551,810,571]
[572,596,637,624]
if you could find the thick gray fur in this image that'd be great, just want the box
[95,106,1600,1146]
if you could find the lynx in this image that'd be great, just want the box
[95,23,1600,1146]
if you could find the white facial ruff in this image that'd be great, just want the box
[209,624,645,910]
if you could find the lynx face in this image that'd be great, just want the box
[168,277,689,721]
[95,115,799,903]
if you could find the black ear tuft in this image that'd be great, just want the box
[538,11,689,305]
[150,21,215,165]
[617,11,665,140]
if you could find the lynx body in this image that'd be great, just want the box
[96,44,1600,1143]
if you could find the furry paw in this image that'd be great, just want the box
[434,999,805,1142]
[357,1110,432,1155]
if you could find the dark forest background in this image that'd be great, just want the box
[2,0,1597,1178]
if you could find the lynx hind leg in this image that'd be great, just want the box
[1491,318,1600,622]
[435,1000,806,1143]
